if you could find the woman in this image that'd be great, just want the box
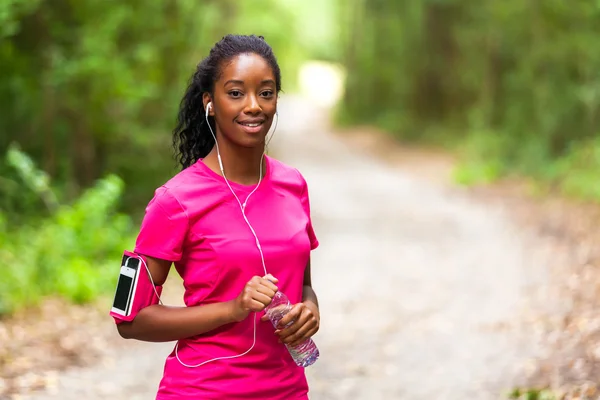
[115,34,321,399]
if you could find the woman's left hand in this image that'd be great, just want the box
[262,301,320,347]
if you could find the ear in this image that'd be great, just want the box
[202,93,214,116]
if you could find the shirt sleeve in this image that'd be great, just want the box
[134,186,189,262]
[299,172,319,251]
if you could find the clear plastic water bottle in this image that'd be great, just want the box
[264,291,320,367]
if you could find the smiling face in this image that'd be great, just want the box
[204,53,278,150]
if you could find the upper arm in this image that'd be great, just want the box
[142,254,172,286]
[116,254,170,338]
[303,257,312,287]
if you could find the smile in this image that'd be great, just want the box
[236,120,265,134]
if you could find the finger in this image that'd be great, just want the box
[277,311,310,339]
[278,306,317,339]
[249,292,274,307]
[247,275,274,290]
[260,314,269,322]
[259,277,278,293]
[278,304,303,328]
[247,299,269,312]
[254,284,277,299]
[263,274,278,284]
[289,326,318,347]
[245,292,272,309]
[277,317,308,343]
[281,316,317,344]
[276,321,300,341]
[248,275,264,285]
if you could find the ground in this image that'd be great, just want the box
[2,94,599,400]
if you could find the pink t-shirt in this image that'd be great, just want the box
[134,155,319,399]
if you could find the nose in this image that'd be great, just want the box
[243,94,261,115]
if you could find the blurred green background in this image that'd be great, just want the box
[2,0,600,315]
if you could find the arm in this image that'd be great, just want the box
[271,258,320,347]
[117,255,279,342]
[301,258,319,312]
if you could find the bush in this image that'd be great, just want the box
[553,138,600,201]
[0,145,135,315]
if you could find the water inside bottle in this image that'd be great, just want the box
[264,291,319,367]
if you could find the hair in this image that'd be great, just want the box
[172,34,282,169]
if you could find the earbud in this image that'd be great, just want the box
[205,102,212,118]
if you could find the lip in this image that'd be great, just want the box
[236,119,265,134]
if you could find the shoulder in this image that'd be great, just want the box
[267,156,308,194]
[146,161,220,214]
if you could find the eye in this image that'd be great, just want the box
[228,90,243,98]
[261,90,274,98]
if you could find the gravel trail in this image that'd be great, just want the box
[23,95,544,400]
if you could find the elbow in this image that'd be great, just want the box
[116,322,135,339]
[115,306,156,341]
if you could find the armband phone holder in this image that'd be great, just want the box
[109,250,162,325]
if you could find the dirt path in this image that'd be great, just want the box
[277,96,548,400]
[17,95,549,400]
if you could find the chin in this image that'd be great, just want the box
[238,127,270,145]
[229,133,266,149]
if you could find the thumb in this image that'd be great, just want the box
[264,274,278,284]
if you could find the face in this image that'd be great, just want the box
[204,53,277,149]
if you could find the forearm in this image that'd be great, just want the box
[302,285,319,309]
[117,300,237,342]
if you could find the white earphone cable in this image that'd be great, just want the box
[169,102,277,368]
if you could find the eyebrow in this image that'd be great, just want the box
[224,79,276,86]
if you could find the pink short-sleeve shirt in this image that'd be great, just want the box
[134,155,319,399]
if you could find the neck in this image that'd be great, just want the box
[204,140,266,185]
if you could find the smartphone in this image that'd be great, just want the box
[111,255,141,317]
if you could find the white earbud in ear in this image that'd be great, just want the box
[206,102,212,117]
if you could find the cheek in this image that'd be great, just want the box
[262,110,277,126]
[265,101,278,114]
[213,107,237,128]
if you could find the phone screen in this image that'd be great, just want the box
[113,273,134,311]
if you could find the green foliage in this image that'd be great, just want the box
[451,128,510,185]
[0,1,341,315]
[0,0,40,38]
[553,138,600,200]
[6,142,58,213]
[0,146,134,316]
[0,0,215,210]
[0,0,329,214]
[338,0,600,200]
[508,387,556,400]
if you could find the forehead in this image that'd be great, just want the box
[217,53,275,84]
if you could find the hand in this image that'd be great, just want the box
[230,274,278,322]
[265,301,319,347]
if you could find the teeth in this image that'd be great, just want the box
[240,122,261,127]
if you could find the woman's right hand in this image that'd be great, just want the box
[230,274,279,322]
